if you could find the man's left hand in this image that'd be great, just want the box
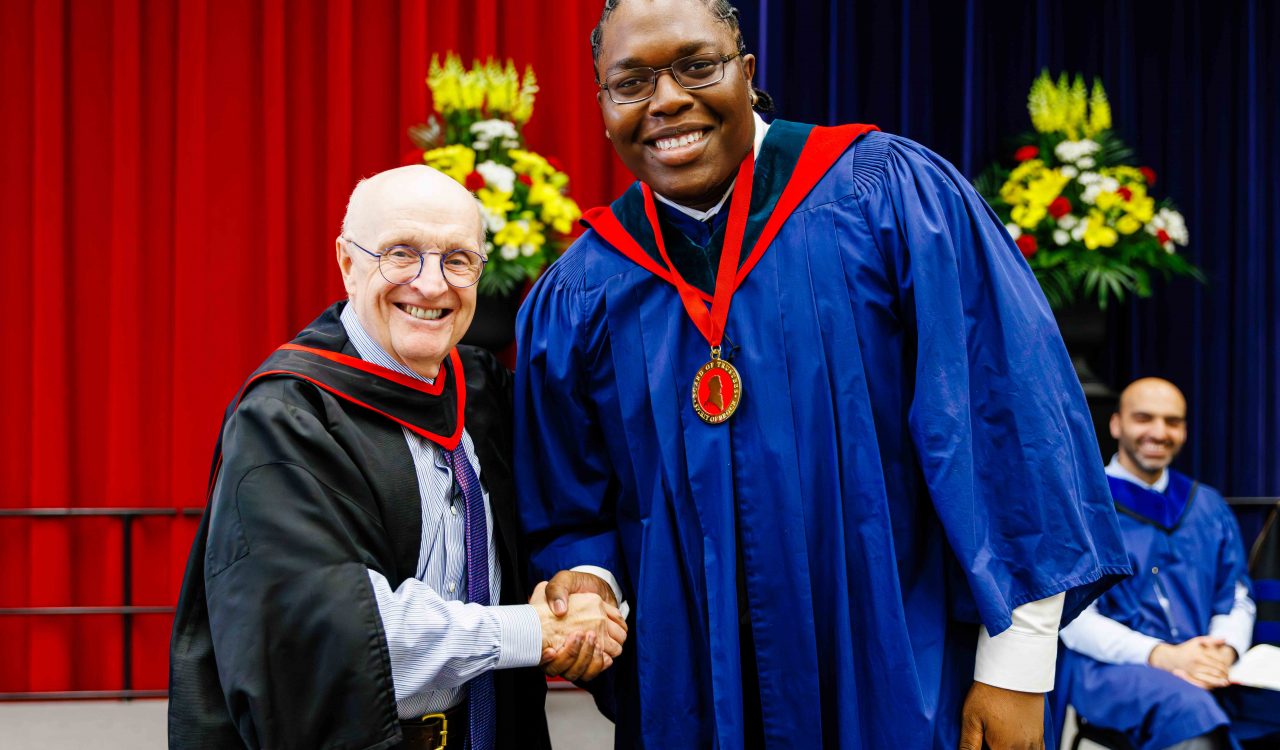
[959,681,1045,750]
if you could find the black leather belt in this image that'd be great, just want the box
[399,703,467,750]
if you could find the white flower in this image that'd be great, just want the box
[471,119,519,141]
[1054,139,1101,164]
[500,244,520,261]
[520,243,538,257]
[1060,165,1079,178]
[479,206,507,234]
[1081,185,1101,205]
[1054,229,1070,246]
[472,139,491,151]
[1077,171,1102,186]
[1071,224,1087,242]
[502,138,521,150]
[1005,223,1022,241]
[1147,208,1189,246]
[476,161,516,193]
[1100,177,1120,193]
[1058,213,1078,230]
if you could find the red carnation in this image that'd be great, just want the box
[464,171,486,192]
[1048,196,1072,219]
[1156,229,1170,245]
[1139,167,1157,186]
[1014,145,1039,162]
[1015,234,1038,258]
[518,174,534,187]
[1117,186,1133,201]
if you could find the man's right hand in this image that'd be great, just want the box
[544,569,619,614]
[529,580,627,682]
[1148,636,1232,689]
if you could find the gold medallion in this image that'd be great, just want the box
[692,348,742,424]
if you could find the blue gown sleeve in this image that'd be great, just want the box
[513,246,627,593]
[856,135,1131,633]
[1209,489,1252,615]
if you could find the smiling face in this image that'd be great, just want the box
[336,166,483,379]
[1110,378,1188,483]
[595,0,757,210]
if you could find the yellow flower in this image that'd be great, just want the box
[460,65,486,110]
[477,187,516,216]
[525,223,547,249]
[1083,211,1118,249]
[1127,195,1155,224]
[543,195,582,235]
[1026,169,1069,205]
[513,65,538,125]
[1095,190,1124,212]
[422,144,475,184]
[1116,215,1142,235]
[509,149,553,180]
[427,54,466,114]
[1026,70,1113,139]
[493,220,529,248]
[1087,79,1112,137]
[1012,202,1047,229]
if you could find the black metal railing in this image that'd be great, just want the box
[0,498,1274,701]
[0,507,202,701]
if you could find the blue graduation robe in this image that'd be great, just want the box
[514,122,1130,749]
[1064,472,1280,749]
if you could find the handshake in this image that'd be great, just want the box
[529,571,628,682]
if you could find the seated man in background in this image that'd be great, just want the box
[168,165,626,750]
[1060,377,1280,750]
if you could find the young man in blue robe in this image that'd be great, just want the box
[1060,378,1280,750]
[515,1,1131,747]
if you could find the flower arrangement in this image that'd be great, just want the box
[975,71,1203,309]
[408,53,582,295]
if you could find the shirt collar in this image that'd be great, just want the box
[1105,454,1169,492]
[652,112,771,222]
[340,302,436,385]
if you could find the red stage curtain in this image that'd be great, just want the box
[0,0,632,695]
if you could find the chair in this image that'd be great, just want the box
[1070,713,1136,750]
[1248,502,1280,645]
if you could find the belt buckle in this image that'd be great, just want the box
[419,712,448,749]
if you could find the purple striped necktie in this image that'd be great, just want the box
[445,445,495,750]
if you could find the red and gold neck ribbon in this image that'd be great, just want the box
[639,152,755,351]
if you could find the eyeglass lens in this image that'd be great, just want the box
[606,53,728,104]
[378,247,485,288]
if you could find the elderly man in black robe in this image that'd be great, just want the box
[168,165,627,750]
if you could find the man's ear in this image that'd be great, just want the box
[1109,412,1122,440]
[742,53,756,83]
[336,237,356,295]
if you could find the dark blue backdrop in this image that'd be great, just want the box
[736,0,1278,497]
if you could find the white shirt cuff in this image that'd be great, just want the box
[1208,582,1256,659]
[571,564,631,620]
[491,604,544,669]
[974,593,1065,693]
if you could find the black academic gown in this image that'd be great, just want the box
[168,302,550,750]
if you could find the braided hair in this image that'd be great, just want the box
[590,0,775,114]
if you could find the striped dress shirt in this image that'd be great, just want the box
[341,305,542,719]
